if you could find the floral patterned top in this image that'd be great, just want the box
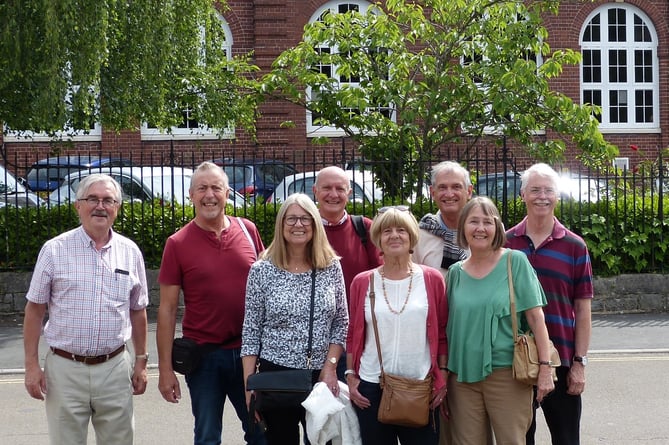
[241,259,348,369]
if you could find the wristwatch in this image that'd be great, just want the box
[135,353,149,361]
[573,355,588,366]
[344,369,357,377]
[327,356,338,365]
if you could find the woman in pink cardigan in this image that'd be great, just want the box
[345,206,448,445]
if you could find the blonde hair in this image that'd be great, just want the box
[456,197,506,250]
[369,208,420,251]
[262,193,339,270]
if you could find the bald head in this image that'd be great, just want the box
[315,166,349,188]
[313,166,352,222]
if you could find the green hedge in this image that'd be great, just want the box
[2,196,668,276]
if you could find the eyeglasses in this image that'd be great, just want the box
[78,197,119,208]
[527,187,556,197]
[285,215,314,226]
[377,205,410,214]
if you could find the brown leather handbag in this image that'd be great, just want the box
[507,253,560,385]
[369,272,433,428]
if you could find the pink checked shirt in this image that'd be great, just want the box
[26,226,148,356]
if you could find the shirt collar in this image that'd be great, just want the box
[321,210,349,226]
[76,225,115,250]
[510,216,567,240]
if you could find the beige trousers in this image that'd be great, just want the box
[447,367,533,445]
[44,348,134,445]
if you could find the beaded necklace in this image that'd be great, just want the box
[379,267,414,315]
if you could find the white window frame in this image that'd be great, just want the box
[3,123,102,142]
[141,12,234,141]
[580,4,659,133]
[4,71,102,142]
[306,0,391,137]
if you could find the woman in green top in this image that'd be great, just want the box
[445,197,554,444]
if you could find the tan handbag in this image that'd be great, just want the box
[507,253,560,385]
[369,272,433,428]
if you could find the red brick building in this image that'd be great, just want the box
[2,0,668,174]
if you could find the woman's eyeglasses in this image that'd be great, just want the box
[284,215,314,226]
[377,205,410,214]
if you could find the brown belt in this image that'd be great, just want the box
[50,345,125,365]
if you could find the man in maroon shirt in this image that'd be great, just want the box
[156,162,266,445]
[313,166,382,379]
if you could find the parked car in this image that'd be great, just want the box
[24,155,136,192]
[47,167,247,208]
[267,169,382,204]
[0,164,44,208]
[474,171,522,202]
[558,173,608,202]
[210,158,297,201]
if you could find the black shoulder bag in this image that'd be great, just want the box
[246,269,316,411]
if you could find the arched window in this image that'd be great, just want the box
[306,0,384,137]
[580,5,659,132]
[141,12,234,140]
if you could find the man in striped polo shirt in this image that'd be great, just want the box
[506,163,593,445]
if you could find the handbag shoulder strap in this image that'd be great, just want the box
[306,268,316,368]
[256,268,317,370]
[507,250,519,342]
[369,271,385,374]
[237,217,257,260]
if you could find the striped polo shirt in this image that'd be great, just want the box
[506,216,593,366]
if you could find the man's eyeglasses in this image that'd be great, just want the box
[527,187,556,197]
[377,205,410,214]
[78,197,119,208]
[285,215,314,226]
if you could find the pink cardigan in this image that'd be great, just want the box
[346,265,448,390]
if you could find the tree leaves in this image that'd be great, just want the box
[261,0,616,197]
[0,0,259,138]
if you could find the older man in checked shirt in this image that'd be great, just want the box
[23,173,149,445]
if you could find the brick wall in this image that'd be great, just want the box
[2,0,669,174]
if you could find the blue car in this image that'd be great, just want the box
[24,155,135,192]
[211,158,297,201]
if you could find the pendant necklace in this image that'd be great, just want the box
[379,267,414,315]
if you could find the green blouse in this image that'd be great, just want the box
[447,249,546,383]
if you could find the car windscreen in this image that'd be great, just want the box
[149,174,192,205]
[27,166,86,184]
[223,166,253,184]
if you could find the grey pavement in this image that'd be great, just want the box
[1,312,668,444]
[2,312,668,373]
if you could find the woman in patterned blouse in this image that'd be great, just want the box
[241,193,349,444]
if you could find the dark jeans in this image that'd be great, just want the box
[354,379,439,445]
[256,359,321,445]
[526,366,582,445]
[186,347,266,445]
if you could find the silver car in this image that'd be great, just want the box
[48,166,246,208]
[267,169,382,204]
[0,164,44,208]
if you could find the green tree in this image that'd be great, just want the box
[0,0,259,137]
[261,0,617,196]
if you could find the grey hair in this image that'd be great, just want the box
[76,174,122,203]
[520,163,560,193]
[430,161,471,188]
